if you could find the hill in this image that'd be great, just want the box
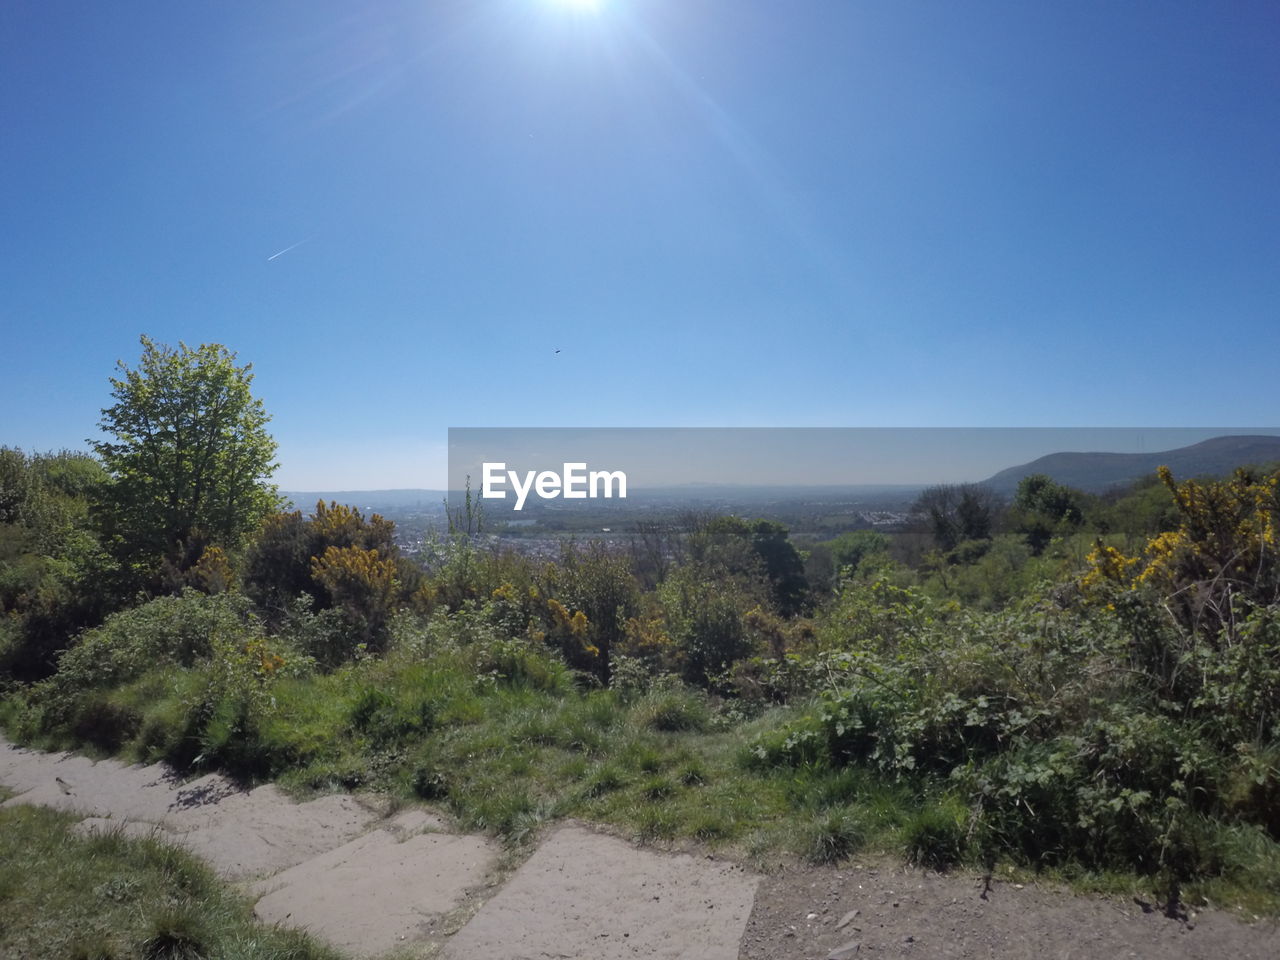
[983,434,1280,495]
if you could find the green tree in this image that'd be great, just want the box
[1012,474,1084,555]
[0,449,117,680]
[91,337,280,578]
[911,483,1000,554]
[827,529,890,579]
[687,516,808,615]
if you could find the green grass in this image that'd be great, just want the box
[0,804,339,960]
[7,640,1280,916]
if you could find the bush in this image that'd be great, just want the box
[660,568,755,686]
[310,545,399,657]
[468,636,572,694]
[35,591,263,724]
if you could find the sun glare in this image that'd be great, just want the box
[548,0,602,12]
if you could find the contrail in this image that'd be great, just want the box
[267,237,312,261]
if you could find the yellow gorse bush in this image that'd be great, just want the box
[545,596,595,655]
[1084,465,1280,633]
[310,545,400,651]
[311,545,398,598]
[186,545,235,594]
[311,500,396,550]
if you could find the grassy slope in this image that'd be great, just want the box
[8,641,1277,916]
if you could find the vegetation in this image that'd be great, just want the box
[92,335,280,590]
[2,339,1279,921]
[0,804,337,959]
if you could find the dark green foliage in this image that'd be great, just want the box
[797,807,866,864]
[912,483,1000,553]
[141,905,209,960]
[0,447,31,524]
[1013,474,1085,554]
[0,448,118,680]
[348,685,437,746]
[827,529,890,580]
[411,761,450,800]
[634,688,709,733]
[660,567,755,686]
[754,578,1280,888]
[688,515,808,614]
[48,591,261,695]
[1093,474,1179,539]
[245,502,397,612]
[548,541,639,683]
[70,697,142,753]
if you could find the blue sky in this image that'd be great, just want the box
[2,1,1277,488]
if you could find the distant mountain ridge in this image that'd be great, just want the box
[983,435,1280,495]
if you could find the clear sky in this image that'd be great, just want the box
[2,1,1277,489]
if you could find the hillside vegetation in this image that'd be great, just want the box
[2,340,1278,918]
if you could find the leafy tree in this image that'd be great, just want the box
[1012,474,1084,555]
[0,449,118,680]
[687,515,808,615]
[827,529,890,579]
[91,337,280,578]
[911,483,1001,554]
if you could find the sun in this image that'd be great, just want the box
[547,0,603,12]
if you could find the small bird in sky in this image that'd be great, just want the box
[555,349,561,354]
[56,776,73,795]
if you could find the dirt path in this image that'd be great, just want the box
[3,736,1277,959]
[740,862,1279,960]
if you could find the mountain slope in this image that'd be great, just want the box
[983,434,1280,495]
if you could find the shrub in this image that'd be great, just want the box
[468,636,572,694]
[310,545,399,657]
[659,568,755,686]
[35,591,263,725]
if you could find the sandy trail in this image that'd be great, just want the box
[3,736,1277,960]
